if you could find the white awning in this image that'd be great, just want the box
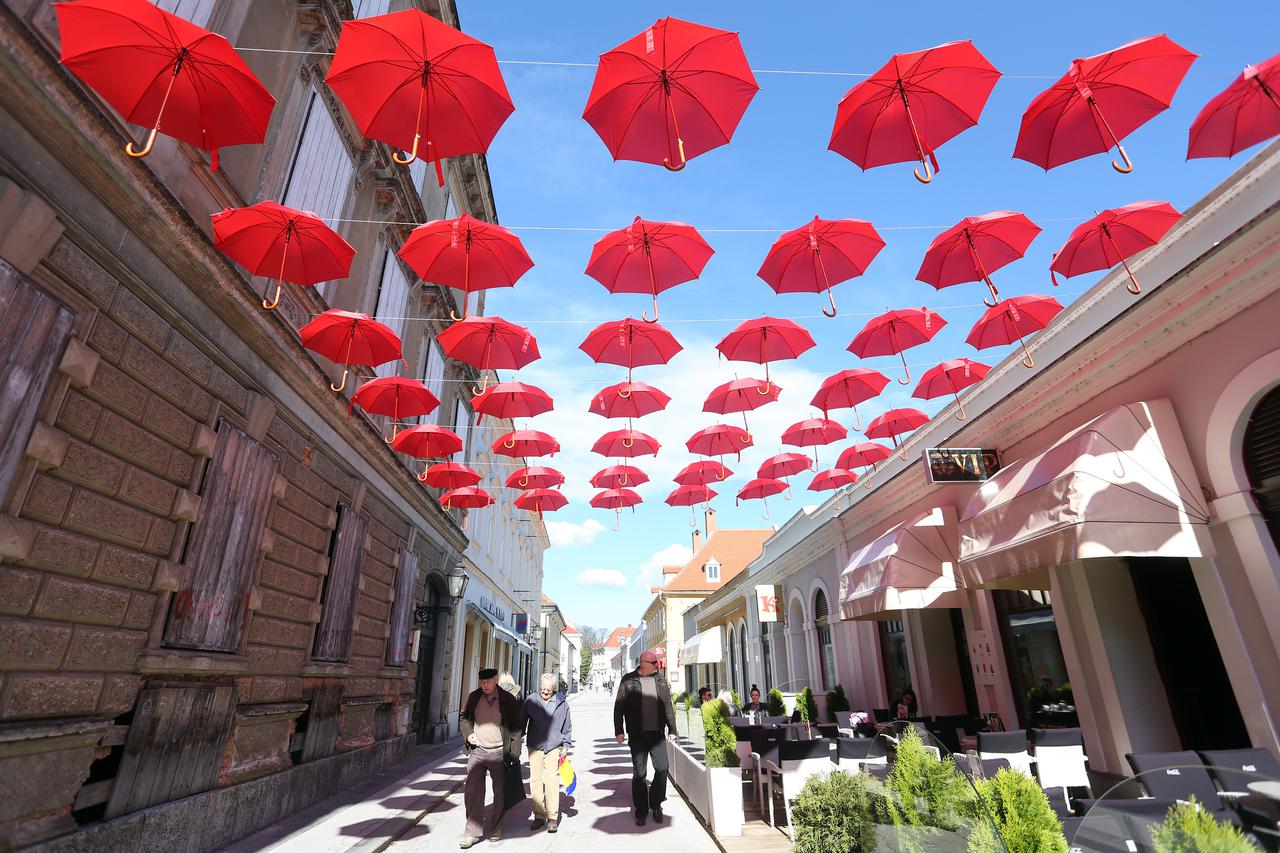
[839,507,965,620]
[958,399,1213,587]
[469,604,522,646]
[680,626,723,665]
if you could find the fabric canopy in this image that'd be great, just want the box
[839,507,966,620]
[680,626,723,665]
[958,399,1213,587]
[469,603,522,646]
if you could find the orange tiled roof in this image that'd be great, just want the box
[602,625,634,647]
[658,528,772,593]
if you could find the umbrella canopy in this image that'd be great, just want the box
[348,376,440,441]
[782,418,848,467]
[665,483,718,507]
[212,202,355,310]
[440,486,493,510]
[506,466,565,490]
[716,317,816,386]
[918,211,1041,306]
[913,358,991,421]
[590,381,671,419]
[391,424,463,459]
[1050,201,1181,295]
[811,368,890,430]
[687,425,753,458]
[398,215,533,320]
[514,488,569,517]
[582,16,758,170]
[966,294,1065,369]
[757,216,886,316]
[473,382,554,423]
[585,217,714,322]
[492,430,560,458]
[300,310,402,392]
[674,460,733,485]
[1188,53,1280,159]
[810,468,859,492]
[737,476,787,506]
[1014,35,1197,173]
[437,317,540,390]
[703,377,780,435]
[829,40,1001,183]
[579,318,683,380]
[847,308,947,384]
[422,462,481,490]
[325,8,513,178]
[865,408,930,459]
[54,0,275,168]
[592,429,661,458]
[837,442,894,472]
[591,465,649,489]
[590,488,643,510]
[758,452,813,480]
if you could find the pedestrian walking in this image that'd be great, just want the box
[458,667,523,849]
[613,650,677,826]
[523,673,573,833]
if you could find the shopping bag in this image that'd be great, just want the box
[557,754,577,796]
[503,761,527,806]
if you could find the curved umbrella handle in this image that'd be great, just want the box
[641,294,660,324]
[619,471,628,487]
[519,475,529,488]
[897,348,912,385]
[982,279,1001,308]
[617,386,632,399]
[622,434,634,449]
[330,367,349,393]
[126,66,180,160]
[504,436,516,449]
[784,482,793,501]
[741,431,751,444]
[821,281,839,318]
[716,463,726,482]
[913,156,934,184]
[663,137,687,172]
[461,510,470,533]
[850,404,862,432]
[418,465,430,483]
[262,281,283,311]
[393,133,422,166]
[471,370,490,398]
[1111,144,1134,174]
[393,86,427,166]
[450,290,469,323]
[761,499,771,521]
[689,506,697,527]
[613,509,621,532]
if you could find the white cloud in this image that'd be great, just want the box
[636,542,694,589]
[545,518,607,548]
[577,568,628,588]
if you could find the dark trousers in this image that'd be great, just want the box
[629,732,669,816]
[464,746,505,837]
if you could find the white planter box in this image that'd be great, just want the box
[707,766,744,837]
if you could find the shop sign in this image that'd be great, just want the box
[968,629,999,686]
[514,612,528,633]
[480,597,507,622]
[923,448,1002,483]
[755,585,784,623]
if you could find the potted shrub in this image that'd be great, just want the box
[701,698,744,837]
[967,767,1068,853]
[797,687,820,724]
[792,770,878,852]
[875,727,974,853]
[766,688,786,717]
[1149,797,1255,853]
[827,684,851,722]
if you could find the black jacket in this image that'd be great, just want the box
[613,669,678,738]
[460,688,523,761]
[742,701,768,714]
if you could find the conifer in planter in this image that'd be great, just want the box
[1149,797,1255,853]
[875,727,974,853]
[700,699,744,836]
[967,767,1068,853]
[701,699,740,769]
[827,684,851,721]
[766,688,786,717]
[792,770,877,852]
[797,687,819,722]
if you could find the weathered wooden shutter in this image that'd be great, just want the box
[312,505,368,662]
[154,0,215,26]
[373,249,410,379]
[0,261,75,502]
[418,337,445,422]
[385,549,418,666]
[282,90,353,302]
[165,424,279,651]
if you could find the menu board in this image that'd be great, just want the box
[922,448,1002,483]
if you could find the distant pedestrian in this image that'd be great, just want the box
[614,651,677,826]
[459,667,523,849]
[523,673,572,833]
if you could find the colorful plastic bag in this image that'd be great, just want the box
[557,754,577,796]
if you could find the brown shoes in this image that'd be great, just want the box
[530,819,546,831]
[547,819,559,833]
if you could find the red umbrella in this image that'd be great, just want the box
[591,488,643,530]
[437,317,540,394]
[439,486,493,531]
[593,429,661,458]
[918,211,1041,307]
[348,376,440,441]
[473,382,553,424]
[579,318,683,381]
[865,408,930,460]
[913,358,991,421]
[212,202,355,311]
[759,452,813,501]
[687,425,753,459]
[847,308,947,385]
[1050,202,1181,295]
[326,8,513,180]
[54,0,274,168]
[582,17,758,171]
[716,317,816,388]
[665,483,718,526]
[586,217,714,322]
[591,465,650,489]
[809,468,859,509]
[506,466,565,490]
[492,430,560,458]
[674,460,733,486]
[590,382,671,419]
[1188,54,1280,159]
[811,368,890,430]
[422,462,481,490]
[399,215,533,320]
[757,216,886,317]
[1014,35,1197,174]
[737,477,787,519]
[703,377,780,436]
[782,418,848,467]
[300,310,402,392]
[515,488,569,519]
[837,442,894,488]
[966,295,1064,369]
[829,41,1001,184]
[393,424,463,480]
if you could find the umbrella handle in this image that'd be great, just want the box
[619,471,628,486]
[814,252,838,318]
[504,436,516,449]
[461,510,469,533]
[850,404,862,432]
[689,506,697,527]
[1111,144,1134,175]
[613,509,621,532]
[761,498,771,521]
[897,347,912,385]
[519,475,528,488]
[954,390,967,422]
[126,64,181,159]
[784,482,793,501]
[618,386,632,399]
[472,370,490,397]
[716,463,726,482]
[622,434,634,449]
[262,281,283,311]
[663,138,687,172]
[642,294,660,324]
[393,85,427,166]
[1102,227,1142,295]
[913,156,934,184]
[822,287,838,318]
[330,367,349,393]
[450,290,469,323]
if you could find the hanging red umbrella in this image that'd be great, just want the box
[837,442,894,490]
[54,0,275,168]
[422,462,481,490]
[592,465,650,489]
[757,216,886,317]
[1014,35,1197,173]
[966,295,1064,369]
[687,425,753,459]
[810,468,859,508]
[847,308,947,385]
[737,477,787,520]
[811,368,890,430]
[437,317,540,394]
[473,382,554,424]
[399,215,533,320]
[393,424,463,480]
[592,429,661,458]
[439,486,493,531]
[212,202,356,311]
[585,217,714,322]
[506,466,565,490]
[913,359,990,421]
[1050,202,1181,295]
[829,40,1002,183]
[590,381,671,419]
[1188,54,1280,159]
[591,487,643,531]
[666,483,718,526]
[716,317,816,389]
[782,417,848,467]
[703,377,780,437]
[583,16,758,171]
[348,376,440,441]
[758,452,813,501]
[579,317,683,380]
[326,8,513,181]
[300,310,402,392]
[515,488,569,519]
[865,408,930,461]
[918,211,1041,307]
[674,460,733,486]
[492,430,560,458]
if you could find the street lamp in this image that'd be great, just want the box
[413,563,469,629]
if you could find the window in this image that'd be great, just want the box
[704,558,721,583]
[156,0,215,26]
[283,90,354,301]
[373,249,411,378]
[312,505,369,662]
[352,0,390,17]
[1244,384,1280,553]
[419,337,445,421]
[385,549,418,666]
[814,590,835,691]
[454,397,471,464]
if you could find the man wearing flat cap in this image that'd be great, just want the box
[459,667,523,848]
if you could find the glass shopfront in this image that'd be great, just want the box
[994,590,1077,730]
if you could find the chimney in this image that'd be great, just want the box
[692,528,702,552]
[705,508,717,538]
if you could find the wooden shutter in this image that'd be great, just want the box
[385,549,418,666]
[155,0,215,26]
[312,505,368,662]
[1245,385,1280,552]
[373,249,410,379]
[0,263,75,502]
[165,425,279,651]
[419,338,445,422]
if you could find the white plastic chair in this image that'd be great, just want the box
[765,740,835,841]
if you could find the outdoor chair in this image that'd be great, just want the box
[734,725,761,774]
[1126,751,1229,810]
[765,739,836,841]
[1199,748,1280,796]
[872,707,891,723]
[762,715,790,726]
[1071,797,1180,853]
[978,729,1034,776]
[749,730,786,814]
[1031,727,1092,815]
[929,714,968,755]
[815,723,839,739]
[835,737,888,773]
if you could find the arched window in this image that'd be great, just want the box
[738,621,748,698]
[814,590,836,691]
[1244,384,1280,552]
[726,625,737,699]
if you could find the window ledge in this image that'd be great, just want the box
[302,661,351,678]
[138,649,250,675]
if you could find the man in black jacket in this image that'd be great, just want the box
[613,650,678,826]
[458,667,523,848]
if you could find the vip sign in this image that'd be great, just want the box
[756,585,783,622]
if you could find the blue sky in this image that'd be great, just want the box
[457,0,1276,632]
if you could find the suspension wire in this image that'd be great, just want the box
[313,215,1089,232]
